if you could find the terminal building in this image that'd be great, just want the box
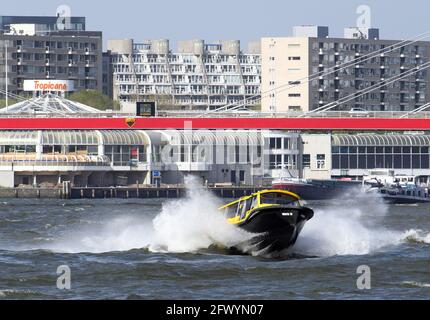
[1,94,429,188]
[0,93,302,188]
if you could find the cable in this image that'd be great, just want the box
[201,30,430,116]
[301,62,430,116]
[400,101,430,118]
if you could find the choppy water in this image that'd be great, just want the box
[0,180,429,300]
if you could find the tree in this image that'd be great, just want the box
[68,90,120,111]
[0,98,19,108]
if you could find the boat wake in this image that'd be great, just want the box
[36,176,254,254]
[12,176,429,257]
[293,191,430,257]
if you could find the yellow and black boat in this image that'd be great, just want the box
[220,190,314,253]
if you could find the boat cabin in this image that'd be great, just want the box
[220,190,302,222]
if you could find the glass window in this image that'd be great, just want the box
[367,147,375,153]
[250,196,258,210]
[402,147,411,153]
[303,154,311,168]
[412,155,420,168]
[349,147,357,153]
[393,146,402,154]
[358,146,366,153]
[340,155,349,169]
[367,155,375,168]
[332,146,340,154]
[269,138,282,149]
[385,155,393,168]
[376,155,384,168]
[376,147,384,154]
[225,204,238,219]
[317,154,326,169]
[412,147,420,154]
[394,155,402,168]
[402,155,411,168]
[332,155,340,169]
[421,155,429,169]
[349,155,358,169]
[384,147,392,153]
[421,147,429,154]
[358,155,366,169]
[260,192,299,206]
[340,146,348,153]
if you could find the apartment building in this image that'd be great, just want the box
[261,26,430,113]
[108,39,261,110]
[0,17,102,96]
[0,31,103,95]
[0,16,86,33]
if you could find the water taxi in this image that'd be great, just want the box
[219,190,314,254]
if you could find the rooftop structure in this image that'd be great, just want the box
[261,26,430,113]
[0,93,101,115]
[108,39,261,111]
[0,16,86,33]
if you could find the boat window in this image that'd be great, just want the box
[240,198,252,219]
[224,203,238,219]
[260,192,299,206]
[250,196,258,210]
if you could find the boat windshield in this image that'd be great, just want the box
[260,192,299,206]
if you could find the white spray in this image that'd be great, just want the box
[23,177,430,256]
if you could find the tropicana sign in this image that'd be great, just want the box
[23,80,75,92]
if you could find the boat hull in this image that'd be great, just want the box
[273,180,362,200]
[235,206,314,254]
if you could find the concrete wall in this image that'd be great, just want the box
[107,39,133,55]
[220,40,240,55]
[177,40,204,55]
[261,37,310,113]
[301,133,332,179]
[0,171,14,188]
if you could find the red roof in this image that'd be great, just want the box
[0,117,428,130]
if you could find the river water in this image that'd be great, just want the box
[0,182,429,300]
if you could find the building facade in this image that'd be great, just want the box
[108,39,261,110]
[0,30,103,95]
[0,16,86,33]
[261,26,430,113]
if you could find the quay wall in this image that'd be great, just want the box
[0,186,265,199]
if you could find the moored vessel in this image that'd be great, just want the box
[272,177,362,200]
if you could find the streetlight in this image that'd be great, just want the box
[5,39,8,111]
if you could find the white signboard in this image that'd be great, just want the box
[23,80,75,92]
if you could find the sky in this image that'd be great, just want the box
[1,0,429,50]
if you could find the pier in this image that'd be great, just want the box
[0,185,265,199]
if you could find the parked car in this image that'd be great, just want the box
[348,107,370,116]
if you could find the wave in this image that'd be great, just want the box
[401,229,430,244]
[401,281,430,288]
[6,176,428,257]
